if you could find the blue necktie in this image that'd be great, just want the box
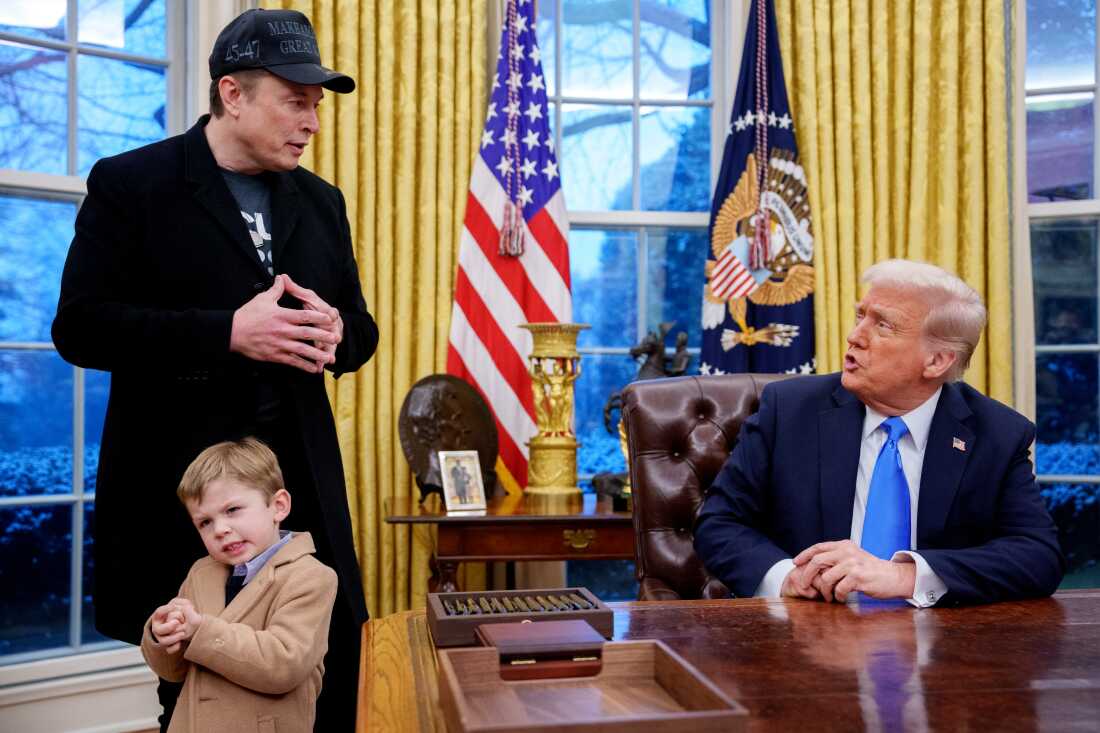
[861,416,911,560]
[868,641,912,731]
[226,572,245,605]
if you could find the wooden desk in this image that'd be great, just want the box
[384,494,633,592]
[358,590,1100,732]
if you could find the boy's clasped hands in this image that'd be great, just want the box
[151,597,202,654]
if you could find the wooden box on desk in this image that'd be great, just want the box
[437,638,747,732]
[426,587,612,648]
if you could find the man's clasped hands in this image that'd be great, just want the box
[781,540,917,602]
[230,274,344,374]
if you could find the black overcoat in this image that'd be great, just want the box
[52,115,378,643]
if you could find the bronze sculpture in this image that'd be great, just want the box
[602,322,691,433]
[595,323,691,508]
[398,374,499,503]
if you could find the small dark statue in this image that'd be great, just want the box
[602,322,691,434]
[398,375,499,503]
[595,323,691,504]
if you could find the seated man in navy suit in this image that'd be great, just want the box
[694,259,1064,606]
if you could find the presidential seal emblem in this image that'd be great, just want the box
[704,149,814,351]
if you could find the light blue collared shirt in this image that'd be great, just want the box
[231,530,293,587]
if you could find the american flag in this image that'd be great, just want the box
[446,0,571,493]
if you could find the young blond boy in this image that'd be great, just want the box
[141,438,337,733]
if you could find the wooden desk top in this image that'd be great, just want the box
[384,493,631,525]
[358,590,1100,732]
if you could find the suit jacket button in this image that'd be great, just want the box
[253,282,266,292]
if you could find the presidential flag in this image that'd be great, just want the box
[446,0,571,493]
[700,0,814,376]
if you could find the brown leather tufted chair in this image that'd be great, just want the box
[621,373,796,600]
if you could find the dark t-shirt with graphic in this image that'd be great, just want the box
[221,168,281,423]
[221,169,274,276]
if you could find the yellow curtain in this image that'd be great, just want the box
[774,0,1013,404]
[264,0,488,617]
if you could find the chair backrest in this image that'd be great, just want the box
[622,373,795,600]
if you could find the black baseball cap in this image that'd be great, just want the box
[209,9,355,94]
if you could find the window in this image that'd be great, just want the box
[1025,0,1100,588]
[0,0,180,664]
[536,1,731,598]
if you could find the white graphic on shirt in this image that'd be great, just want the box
[240,211,273,274]
[241,211,271,250]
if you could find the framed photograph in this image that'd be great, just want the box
[438,450,487,511]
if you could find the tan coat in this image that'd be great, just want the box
[141,532,337,733]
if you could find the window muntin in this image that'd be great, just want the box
[0,0,171,664]
[1026,0,1100,589]
[547,0,721,600]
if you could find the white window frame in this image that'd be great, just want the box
[523,0,744,480]
[0,0,185,668]
[1014,1,1100,488]
[0,4,242,728]
[564,0,742,329]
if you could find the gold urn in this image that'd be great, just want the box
[521,322,589,495]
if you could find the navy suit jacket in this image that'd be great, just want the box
[693,374,1064,605]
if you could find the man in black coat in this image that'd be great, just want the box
[52,9,376,732]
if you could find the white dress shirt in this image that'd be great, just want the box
[754,388,949,607]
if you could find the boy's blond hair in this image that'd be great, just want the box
[177,437,284,504]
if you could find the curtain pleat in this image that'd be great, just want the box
[775,0,1013,403]
[265,0,488,617]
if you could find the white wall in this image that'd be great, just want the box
[0,648,158,733]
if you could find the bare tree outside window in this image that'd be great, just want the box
[0,0,171,661]
[540,1,715,600]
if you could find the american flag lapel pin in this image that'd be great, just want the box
[952,437,966,452]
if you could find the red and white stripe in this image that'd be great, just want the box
[710,248,756,299]
[447,155,571,490]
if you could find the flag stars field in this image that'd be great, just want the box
[732,109,795,133]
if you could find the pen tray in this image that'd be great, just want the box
[427,587,612,648]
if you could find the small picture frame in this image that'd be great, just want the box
[438,450,487,511]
